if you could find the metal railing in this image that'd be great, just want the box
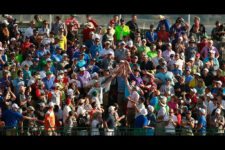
[0,126,225,136]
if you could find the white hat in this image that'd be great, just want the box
[67,89,74,95]
[159,96,167,107]
[140,108,148,116]
[148,105,154,112]
[105,41,111,44]
[190,88,197,93]
[46,58,52,62]
[86,22,94,29]
[80,67,86,71]
[3,20,9,25]
[94,35,100,40]
[57,75,63,80]
[216,80,222,85]
[54,83,60,87]
[142,39,147,42]
[28,106,35,111]
[194,73,201,77]
[203,68,209,72]
[209,50,215,54]
[91,72,98,78]
[12,103,19,109]
[49,102,54,107]
[10,38,16,42]
[39,103,45,107]
[159,15,165,20]
[108,106,115,113]
[62,53,68,57]
[127,40,133,47]
[199,108,206,115]
[120,41,126,45]
[216,108,221,114]
[189,57,195,61]
[17,81,25,87]
[206,92,214,99]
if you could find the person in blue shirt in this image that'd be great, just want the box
[156,15,171,32]
[2,103,36,136]
[77,53,87,69]
[185,68,194,84]
[197,108,207,136]
[203,51,220,71]
[87,58,100,74]
[0,48,8,70]
[89,37,103,59]
[52,47,63,63]
[146,24,158,45]
[170,17,189,37]
[73,45,90,64]
[12,70,24,96]
[42,71,55,91]
[35,44,47,58]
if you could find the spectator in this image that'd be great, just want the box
[44,102,56,136]
[115,19,130,42]
[197,108,207,136]
[146,24,158,45]
[51,16,67,36]
[65,14,80,34]
[126,15,139,41]
[190,16,206,43]
[181,110,195,136]
[24,20,35,39]
[156,15,171,32]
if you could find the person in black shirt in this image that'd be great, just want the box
[140,55,155,71]
[126,15,139,41]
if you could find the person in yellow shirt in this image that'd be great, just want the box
[57,28,67,51]
[189,73,204,88]
[115,19,130,42]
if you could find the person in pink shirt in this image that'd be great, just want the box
[200,40,219,60]
[65,15,80,33]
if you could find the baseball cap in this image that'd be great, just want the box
[148,105,154,112]
[12,103,19,109]
[140,108,148,116]
[28,106,35,111]
[46,58,52,62]
[216,108,221,114]
[194,72,201,77]
[48,102,54,107]
[108,106,115,113]
[46,71,52,75]
[199,108,206,115]
[120,41,126,45]
[190,88,197,93]
[80,67,86,71]
[38,103,45,107]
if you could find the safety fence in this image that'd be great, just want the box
[0,126,225,136]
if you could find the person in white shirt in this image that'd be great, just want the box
[162,43,175,62]
[100,41,115,58]
[152,49,163,68]
[63,98,72,125]
[174,53,184,71]
[21,54,33,68]
[24,20,35,39]
[164,108,178,135]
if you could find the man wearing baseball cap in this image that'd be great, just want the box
[197,108,207,136]
[2,103,37,136]
[44,102,56,136]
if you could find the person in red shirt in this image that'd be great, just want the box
[65,14,80,33]
[21,37,32,55]
[157,25,170,43]
[109,15,119,26]
[82,22,95,42]
[86,15,98,29]
[197,36,208,53]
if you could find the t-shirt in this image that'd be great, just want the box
[2,109,23,128]
[44,109,56,131]
[106,114,115,129]
[164,114,178,133]
[63,105,72,124]
[198,115,207,134]
[134,115,148,128]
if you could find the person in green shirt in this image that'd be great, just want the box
[138,39,151,58]
[115,19,130,42]
[147,44,158,59]
[30,58,41,75]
